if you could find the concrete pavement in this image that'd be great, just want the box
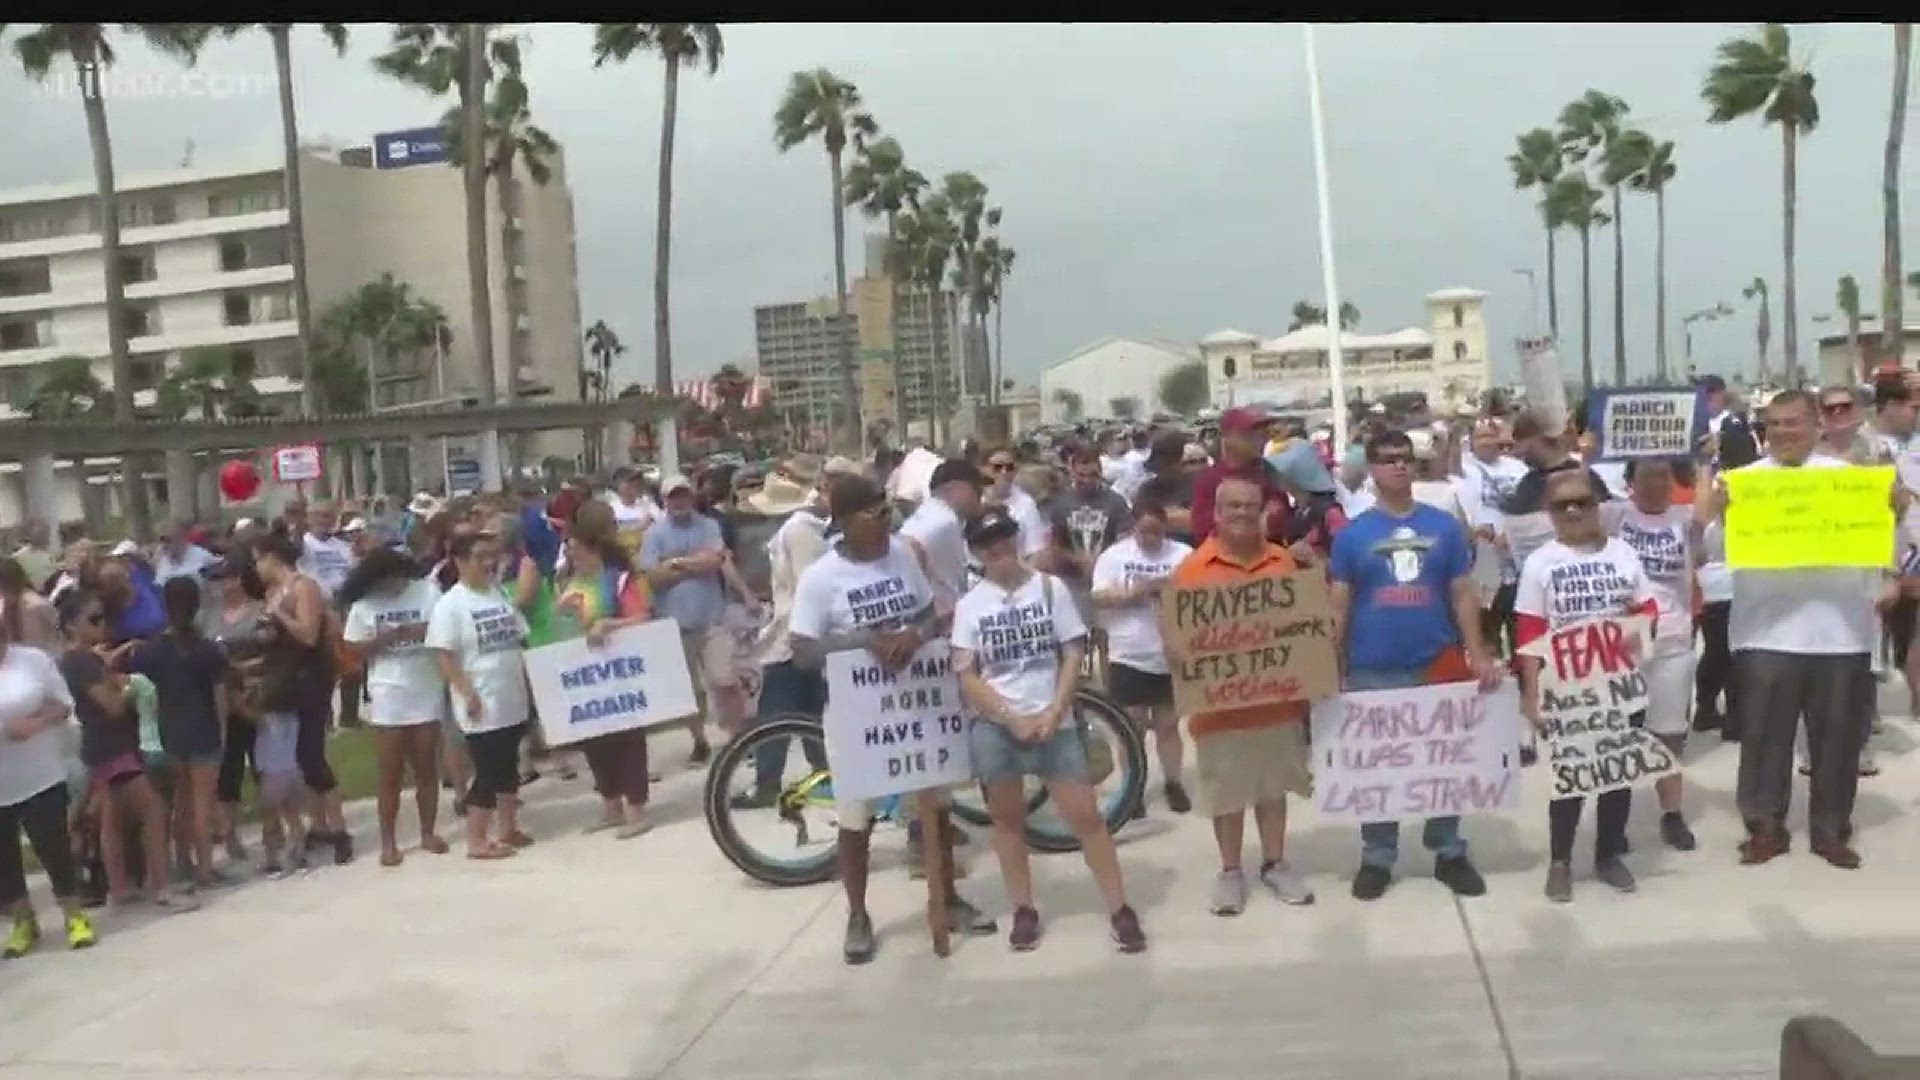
[5,700,1920,1080]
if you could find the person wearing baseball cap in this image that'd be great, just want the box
[1190,406,1313,560]
[899,458,985,612]
[639,472,752,766]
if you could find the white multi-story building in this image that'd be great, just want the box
[1039,337,1198,424]
[1200,287,1493,413]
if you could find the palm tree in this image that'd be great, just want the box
[843,135,928,431]
[1546,172,1607,392]
[978,237,1015,405]
[939,171,997,405]
[1158,360,1210,416]
[1612,130,1678,379]
[773,68,878,447]
[1287,300,1361,331]
[1560,90,1632,384]
[216,24,348,416]
[893,194,958,445]
[375,23,519,487]
[1705,24,1819,386]
[11,356,107,420]
[581,319,626,471]
[6,23,211,537]
[1837,274,1865,380]
[1888,25,1913,363]
[1507,128,1564,338]
[1743,277,1773,382]
[593,24,723,402]
[156,346,258,421]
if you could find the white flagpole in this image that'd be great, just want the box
[1303,23,1349,452]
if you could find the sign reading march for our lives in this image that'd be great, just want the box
[1724,465,1897,569]
[1309,681,1524,824]
[822,640,973,801]
[1521,615,1678,798]
[1160,569,1339,718]
[1587,386,1708,461]
[523,620,700,747]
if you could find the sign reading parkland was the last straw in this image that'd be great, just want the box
[823,640,974,801]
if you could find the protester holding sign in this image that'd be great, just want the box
[789,475,996,965]
[553,527,657,841]
[1170,475,1320,916]
[1090,494,1193,815]
[1453,418,1528,658]
[1702,390,1898,870]
[1330,430,1500,901]
[1515,468,1660,902]
[953,509,1146,954]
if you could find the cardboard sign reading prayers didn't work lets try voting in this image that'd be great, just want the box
[1160,569,1339,717]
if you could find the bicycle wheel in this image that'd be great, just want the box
[703,714,839,887]
[946,688,1149,854]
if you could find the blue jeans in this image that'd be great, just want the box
[1347,664,1467,870]
[749,661,829,789]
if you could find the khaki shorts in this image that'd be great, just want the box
[682,626,740,691]
[1194,724,1312,817]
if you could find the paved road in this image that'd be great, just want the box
[5,695,1920,1079]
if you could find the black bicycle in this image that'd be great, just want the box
[704,688,1148,888]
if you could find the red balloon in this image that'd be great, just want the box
[218,459,261,502]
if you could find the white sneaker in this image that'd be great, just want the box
[1210,869,1248,916]
[1259,859,1316,905]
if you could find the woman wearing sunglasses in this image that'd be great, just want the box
[1514,468,1659,903]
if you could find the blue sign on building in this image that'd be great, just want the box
[446,457,482,496]
[372,126,451,169]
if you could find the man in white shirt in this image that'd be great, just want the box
[1707,389,1897,870]
[298,502,355,600]
[153,519,217,584]
[1454,417,1530,657]
[983,447,1049,561]
[898,458,984,609]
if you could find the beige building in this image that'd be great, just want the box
[0,146,587,522]
[1200,287,1492,413]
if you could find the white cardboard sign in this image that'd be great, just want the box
[1520,615,1679,797]
[822,639,973,801]
[524,619,700,746]
[1309,680,1524,824]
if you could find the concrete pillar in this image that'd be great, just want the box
[349,446,371,502]
[604,420,635,473]
[196,457,220,520]
[409,436,436,496]
[78,467,108,536]
[22,452,58,531]
[163,449,197,525]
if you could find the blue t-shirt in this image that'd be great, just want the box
[111,561,168,644]
[638,512,728,632]
[1329,503,1472,673]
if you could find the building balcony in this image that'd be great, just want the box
[0,263,294,318]
[0,208,290,261]
[0,317,299,370]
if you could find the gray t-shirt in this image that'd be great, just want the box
[639,512,729,632]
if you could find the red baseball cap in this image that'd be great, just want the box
[1219,406,1272,435]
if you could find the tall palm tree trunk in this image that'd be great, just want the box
[827,148,860,450]
[271,26,317,419]
[993,294,1005,408]
[885,210,905,437]
[1611,188,1626,384]
[654,56,678,397]
[497,158,527,475]
[933,288,950,447]
[462,24,501,489]
[1579,226,1595,394]
[1654,189,1669,380]
[1545,224,1560,339]
[1782,124,1801,386]
[77,39,150,538]
[1888,23,1912,365]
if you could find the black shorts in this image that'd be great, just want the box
[1107,662,1174,711]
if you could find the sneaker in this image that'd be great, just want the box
[1258,859,1315,905]
[1008,906,1042,952]
[1544,861,1573,903]
[152,891,200,914]
[64,911,95,950]
[2,914,38,959]
[1434,855,1487,897]
[842,910,876,965]
[728,784,780,811]
[1859,752,1881,778]
[1163,780,1192,814]
[688,742,712,767]
[1739,829,1790,865]
[947,895,998,935]
[331,831,355,865]
[1595,859,1637,893]
[1210,869,1248,916]
[1660,812,1697,852]
[261,858,286,880]
[1109,905,1147,954]
[1351,864,1393,901]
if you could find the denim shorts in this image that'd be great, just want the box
[969,719,1090,784]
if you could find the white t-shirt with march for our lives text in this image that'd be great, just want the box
[951,571,1087,716]
[424,582,530,733]
[790,538,937,642]
[1515,538,1656,633]
[1090,536,1191,675]
[343,577,446,727]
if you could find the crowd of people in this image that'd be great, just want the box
[0,364,1912,964]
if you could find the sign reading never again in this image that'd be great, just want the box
[822,640,974,801]
[1160,569,1339,717]
[1520,615,1677,798]
[1723,464,1896,569]
[523,620,700,747]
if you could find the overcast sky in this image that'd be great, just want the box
[1,22,1910,389]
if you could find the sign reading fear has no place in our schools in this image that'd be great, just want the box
[524,619,700,747]
[1160,569,1339,718]
[1587,387,1708,461]
[1520,614,1678,798]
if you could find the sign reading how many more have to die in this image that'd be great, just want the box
[822,640,974,802]
[1309,681,1524,824]
[523,620,701,747]
[1588,387,1707,460]
[1521,614,1678,799]
[1724,464,1896,569]
[1160,569,1339,718]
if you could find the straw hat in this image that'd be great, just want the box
[746,473,816,516]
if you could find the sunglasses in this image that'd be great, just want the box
[1548,496,1598,513]
[1821,401,1855,415]
[988,461,1017,473]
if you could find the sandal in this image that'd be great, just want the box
[466,843,516,860]
[583,818,623,835]
[379,850,404,868]
[420,836,450,855]
[503,830,536,849]
[614,820,654,841]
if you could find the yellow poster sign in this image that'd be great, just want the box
[1724,465,1896,569]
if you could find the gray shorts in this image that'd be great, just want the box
[256,712,302,802]
[969,718,1090,784]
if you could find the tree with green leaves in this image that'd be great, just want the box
[892,193,959,445]
[773,68,877,447]
[1546,172,1608,392]
[1287,299,1360,331]
[938,170,998,405]
[974,237,1015,404]
[1888,25,1912,362]
[843,135,929,430]
[583,319,625,405]
[11,357,107,420]
[1109,396,1141,421]
[156,345,260,421]
[1837,273,1865,379]
[1051,387,1084,423]
[1614,131,1677,378]
[1705,24,1819,386]
[1560,90,1632,384]
[1743,277,1773,382]
[6,23,212,537]
[1507,127,1564,338]
[1157,360,1209,416]
[593,24,723,400]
